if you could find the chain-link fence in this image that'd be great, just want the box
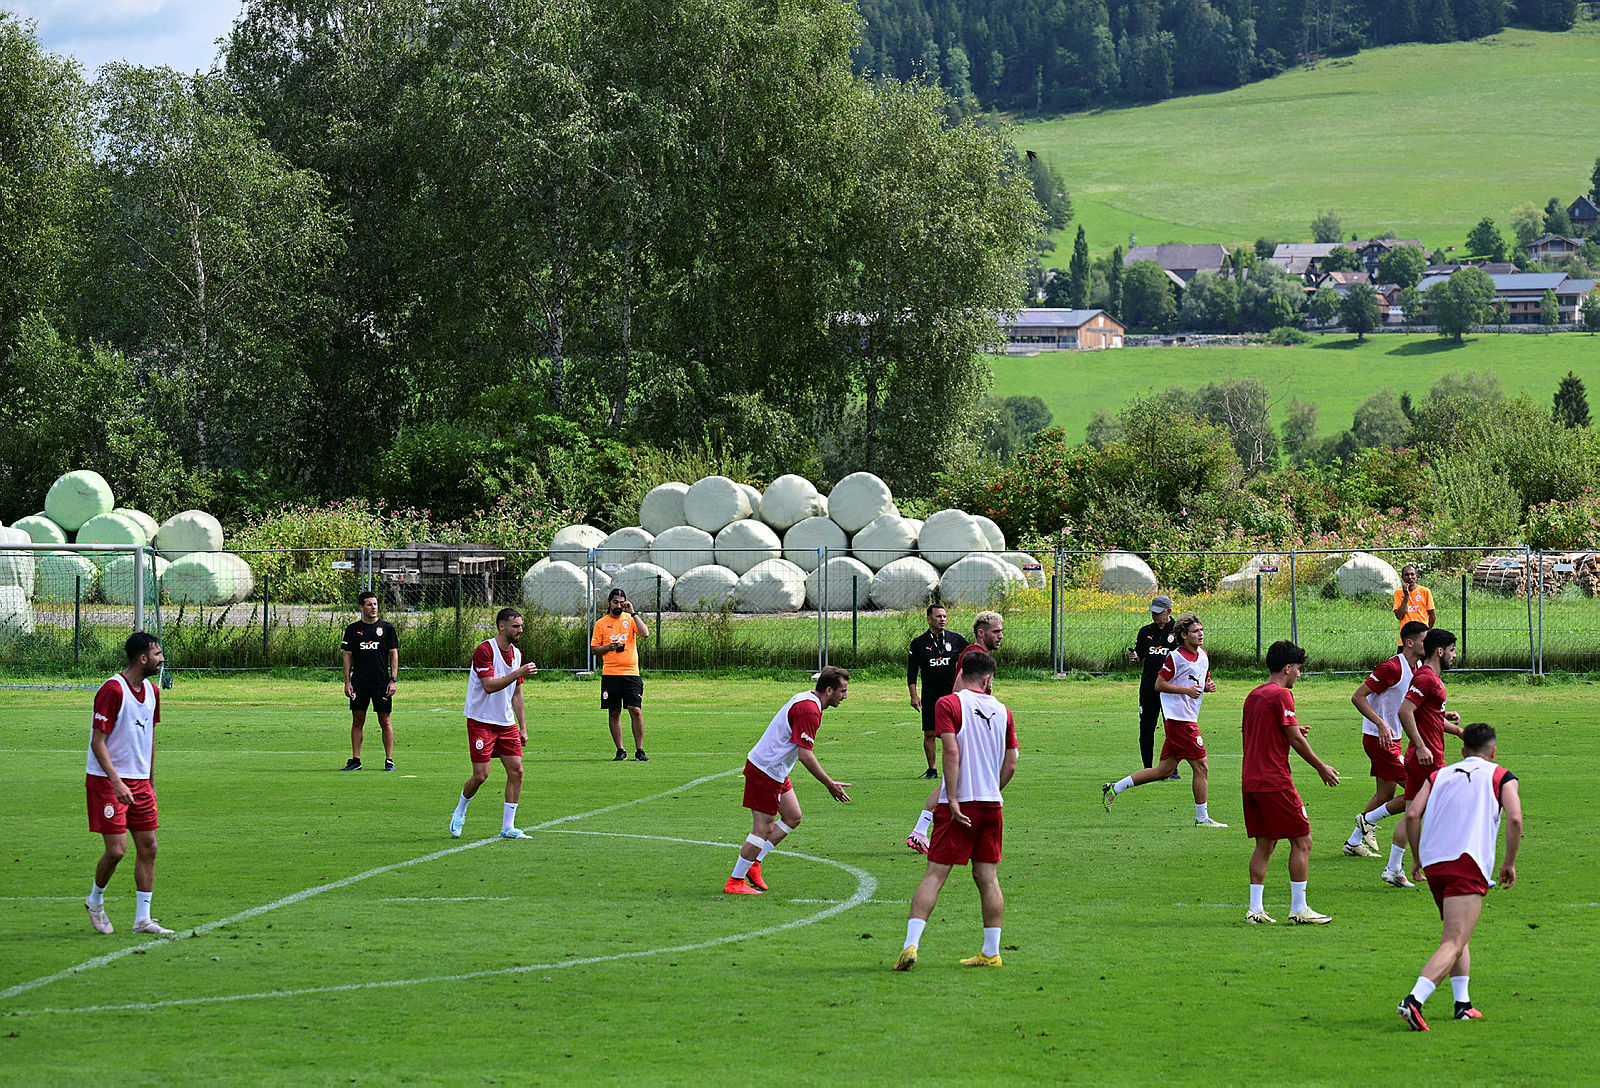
[0,539,1589,676]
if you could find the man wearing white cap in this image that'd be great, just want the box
[1129,596,1180,779]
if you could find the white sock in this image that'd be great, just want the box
[88,882,106,907]
[731,855,753,879]
[1249,884,1265,913]
[1365,806,1393,826]
[1451,975,1470,1003]
[1114,775,1135,794]
[1387,845,1406,871]
[502,802,518,832]
[1345,824,1364,847]
[757,839,774,861]
[913,810,934,836]
[453,793,471,819]
[135,890,152,923]
[1290,880,1307,914]
[905,917,927,949]
[982,927,1001,957]
[1410,976,1436,1004]
[1195,802,1209,822]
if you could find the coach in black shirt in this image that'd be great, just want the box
[1128,595,1178,774]
[341,590,400,771]
[907,603,968,778]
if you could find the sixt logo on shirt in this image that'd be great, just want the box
[928,656,951,667]
[359,641,382,651]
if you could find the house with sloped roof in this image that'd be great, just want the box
[1270,243,1339,278]
[1353,238,1425,277]
[1122,244,1229,283]
[1416,271,1597,324]
[1569,195,1600,233]
[1001,308,1125,351]
[1526,234,1586,263]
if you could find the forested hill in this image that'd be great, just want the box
[854,0,1579,111]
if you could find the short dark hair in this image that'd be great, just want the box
[815,666,850,692]
[357,590,378,606]
[1399,620,1429,642]
[608,588,627,602]
[958,650,995,682]
[1461,722,1496,752]
[125,631,161,663]
[495,607,523,626]
[926,603,946,617]
[1423,628,1456,658]
[1265,640,1306,672]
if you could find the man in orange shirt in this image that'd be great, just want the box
[1393,564,1436,640]
[592,587,650,761]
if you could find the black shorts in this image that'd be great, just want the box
[350,684,392,714]
[601,674,644,710]
[921,703,939,734]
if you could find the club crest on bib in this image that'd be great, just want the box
[104,804,115,819]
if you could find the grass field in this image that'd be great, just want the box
[1020,22,1600,257]
[3,672,1595,1084]
[989,332,1600,442]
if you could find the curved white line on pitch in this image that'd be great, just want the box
[7,832,876,1016]
[0,771,738,1005]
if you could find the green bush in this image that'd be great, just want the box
[1525,488,1600,550]
[1267,325,1311,345]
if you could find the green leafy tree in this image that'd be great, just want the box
[1254,236,1278,260]
[1540,288,1561,326]
[1177,270,1239,331]
[1544,197,1573,237]
[1552,372,1590,428]
[1583,289,1600,333]
[1593,155,1600,202]
[1426,266,1496,342]
[1123,260,1176,327]
[1069,225,1091,308]
[1107,245,1124,321]
[1308,285,1341,326]
[1280,397,1319,464]
[1191,378,1278,471]
[1408,370,1505,446]
[1509,200,1544,247]
[1320,245,1361,272]
[1351,389,1410,448]
[1466,216,1506,262]
[1492,298,1510,329]
[1340,283,1381,340]
[1310,208,1342,244]
[1399,286,1424,331]
[1376,244,1426,288]
[1238,260,1303,331]
[1024,152,1072,232]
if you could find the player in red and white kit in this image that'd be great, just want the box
[1396,722,1522,1030]
[83,632,174,937]
[449,608,539,840]
[1102,614,1225,826]
[724,667,853,895]
[894,650,1018,970]
[1344,620,1429,861]
[1240,640,1341,925]
[1392,628,1465,887]
[907,611,1003,853]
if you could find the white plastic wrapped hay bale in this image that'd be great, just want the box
[0,585,32,636]
[163,553,256,604]
[941,553,1025,607]
[674,564,738,610]
[521,560,609,615]
[596,527,654,568]
[35,551,96,601]
[610,562,676,610]
[782,516,847,573]
[12,513,66,544]
[734,558,807,612]
[154,509,224,559]
[869,556,941,611]
[918,509,990,569]
[683,475,752,533]
[999,551,1046,588]
[1335,552,1400,597]
[805,555,873,610]
[45,470,114,532]
[75,512,146,568]
[715,519,782,576]
[113,508,160,545]
[0,526,36,597]
[1099,552,1157,593]
[651,525,716,578]
[827,472,896,533]
[758,474,827,531]
[639,482,689,535]
[101,554,170,605]
[738,483,763,522]
[549,524,607,566]
[850,513,918,570]
[973,515,1006,552]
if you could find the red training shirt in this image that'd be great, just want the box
[1240,681,1297,791]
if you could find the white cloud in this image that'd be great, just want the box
[12,0,244,76]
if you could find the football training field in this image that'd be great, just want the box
[3,672,1593,1084]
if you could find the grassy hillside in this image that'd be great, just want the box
[1021,22,1600,257]
[988,332,1600,441]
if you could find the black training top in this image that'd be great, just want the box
[1133,620,1177,688]
[342,619,399,688]
[908,630,970,699]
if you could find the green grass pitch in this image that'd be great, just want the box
[2,671,1594,1084]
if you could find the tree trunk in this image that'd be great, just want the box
[608,217,634,431]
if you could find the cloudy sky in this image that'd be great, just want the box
[11,0,242,75]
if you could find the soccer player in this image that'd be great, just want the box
[1101,613,1225,827]
[1240,640,1341,925]
[1391,628,1465,887]
[724,667,852,895]
[1392,565,1436,641]
[908,603,968,779]
[340,590,399,771]
[84,632,174,936]
[907,611,1003,853]
[449,608,540,839]
[1128,595,1178,774]
[894,650,1018,970]
[1396,722,1522,1030]
[1343,620,1429,860]
[591,587,650,762]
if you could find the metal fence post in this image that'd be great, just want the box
[455,568,463,645]
[1525,545,1536,675]
[816,548,826,671]
[262,573,270,659]
[851,575,859,653]
[133,545,145,634]
[1460,570,1468,662]
[655,574,663,659]
[1288,550,1298,645]
[585,549,597,673]
[1255,573,1262,664]
[1536,549,1544,675]
[73,575,82,665]
[1049,571,1058,673]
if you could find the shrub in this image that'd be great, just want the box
[1525,488,1600,550]
[1267,325,1311,345]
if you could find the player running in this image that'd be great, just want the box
[340,590,399,771]
[895,651,1018,970]
[1102,613,1225,827]
[1241,640,1341,925]
[1343,620,1428,860]
[1396,722,1522,1030]
[83,632,175,936]
[724,667,853,895]
[1390,628,1465,887]
[449,608,540,839]
[907,611,1002,853]
[908,604,968,779]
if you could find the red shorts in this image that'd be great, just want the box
[929,801,1003,865]
[1403,757,1433,802]
[1364,734,1406,783]
[1242,788,1309,840]
[1160,720,1206,762]
[467,719,522,762]
[87,774,158,833]
[741,760,792,815]
[1425,853,1491,915]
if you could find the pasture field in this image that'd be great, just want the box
[1020,23,1600,257]
[2,672,1594,1084]
[988,332,1600,443]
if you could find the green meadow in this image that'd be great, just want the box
[1020,23,1600,256]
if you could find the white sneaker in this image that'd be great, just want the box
[1194,817,1228,828]
[906,829,930,853]
[499,827,530,839]
[1381,868,1417,889]
[85,899,113,934]
[132,918,175,936]
[1343,841,1379,857]
[1355,813,1379,853]
[1288,907,1332,925]
[1245,910,1277,924]
[449,811,465,838]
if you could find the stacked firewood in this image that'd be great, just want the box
[1472,553,1591,597]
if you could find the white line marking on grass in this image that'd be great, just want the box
[786,898,903,905]
[0,770,737,1005]
[8,830,876,1016]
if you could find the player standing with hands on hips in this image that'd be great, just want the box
[592,587,649,761]
[341,590,399,771]
[450,608,539,839]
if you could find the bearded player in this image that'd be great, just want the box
[907,611,1002,853]
[1343,620,1428,861]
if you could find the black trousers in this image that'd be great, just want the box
[1138,685,1161,768]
